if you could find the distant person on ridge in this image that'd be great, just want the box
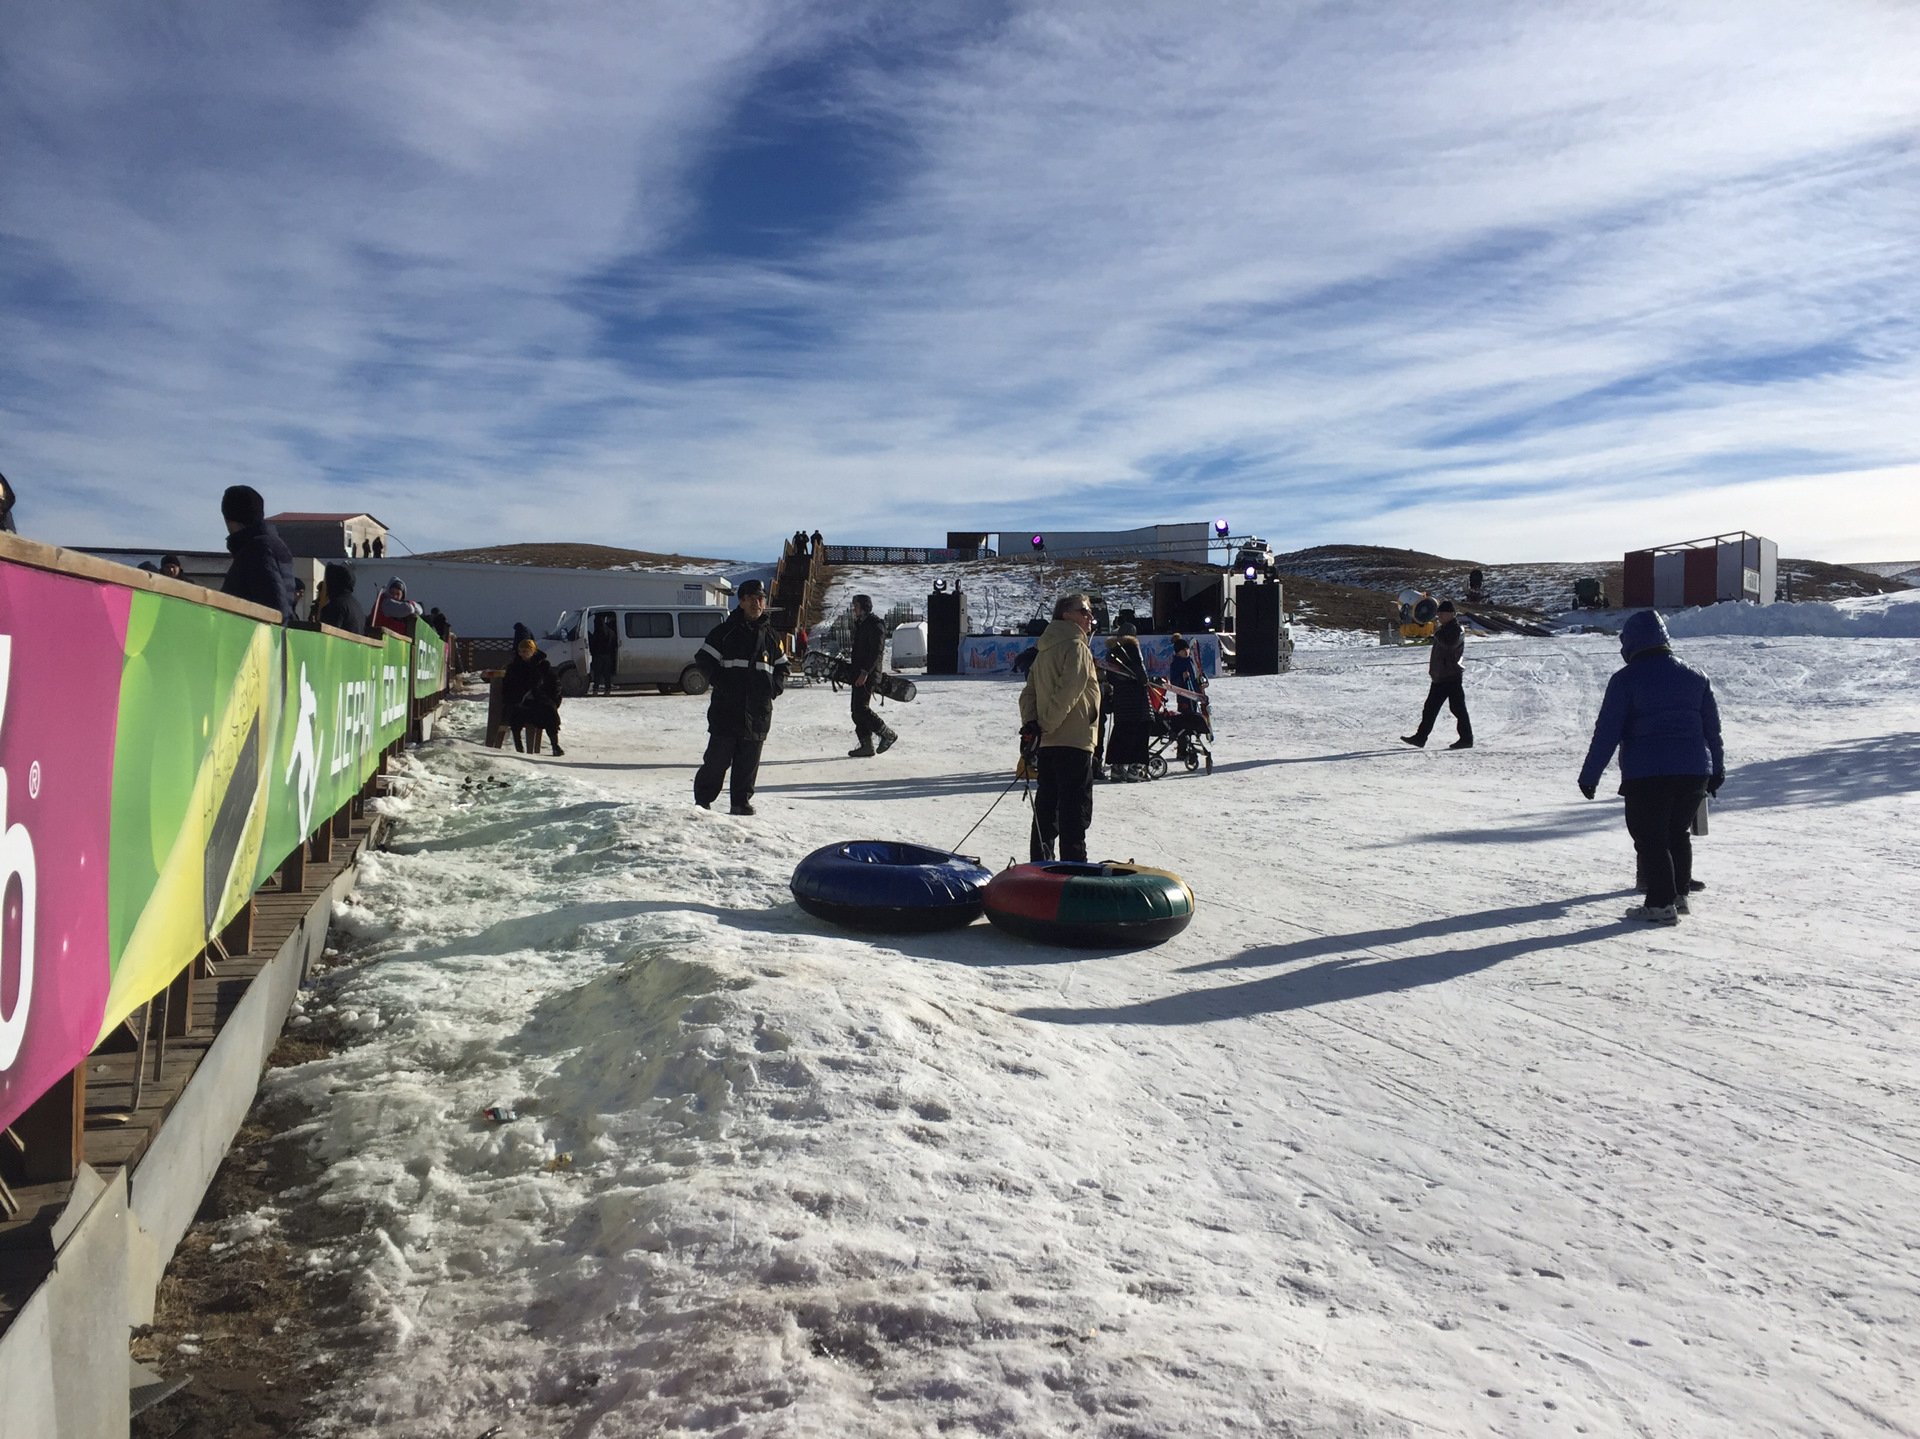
[1400,600,1472,750]
[1019,593,1102,861]
[503,623,564,756]
[693,578,787,815]
[846,594,898,758]
[318,563,366,634]
[1578,609,1724,925]
[218,485,296,622]
[588,610,618,696]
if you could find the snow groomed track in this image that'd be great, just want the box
[262,624,1917,1437]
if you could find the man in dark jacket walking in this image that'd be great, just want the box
[218,485,296,622]
[846,594,898,758]
[1401,600,1472,749]
[317,563,366,634]
[1578,609,1724,924]
[693,579,788,814]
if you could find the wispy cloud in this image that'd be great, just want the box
[4,0,1917,560]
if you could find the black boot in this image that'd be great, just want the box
[877,725,898,754]
[548,729,565,757]
[1400,734,1426,748]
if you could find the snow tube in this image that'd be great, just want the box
[790,841,993,932]
[983,862,1195,948]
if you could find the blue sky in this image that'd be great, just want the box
[3,1,1918,562]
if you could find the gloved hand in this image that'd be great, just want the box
[1019,720,1042,759]
[1579,781,1596,800]
[1708,773,1724,796]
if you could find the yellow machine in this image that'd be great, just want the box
[1395,589,1439,642]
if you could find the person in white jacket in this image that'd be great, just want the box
[1018,593,1103,861]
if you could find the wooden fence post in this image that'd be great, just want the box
[280,842,307,894]
[219,898,254,958]
[15,1066,85,1183]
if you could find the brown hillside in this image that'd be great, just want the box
[413,542,732,570]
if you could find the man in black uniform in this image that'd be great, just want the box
[846,594,898,758]
[1401,600,1473,750]
[693,579,788,814]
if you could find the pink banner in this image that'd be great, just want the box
[0,567,129,1134]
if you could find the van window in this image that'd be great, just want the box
[625,611,674,639]
[678,611,724,639]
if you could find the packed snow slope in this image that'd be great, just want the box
[273,634,1918,1437]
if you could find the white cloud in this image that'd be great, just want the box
[3,0,1917,564]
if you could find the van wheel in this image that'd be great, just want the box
[558,665,586,698]
[656,683,673,695]
[679,665,709,696]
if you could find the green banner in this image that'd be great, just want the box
[412,626,445,700]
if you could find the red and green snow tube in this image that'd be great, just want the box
[983,861,1195,948]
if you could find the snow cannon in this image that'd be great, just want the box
[791,841,992,932]
[983,861,1195,948]
[1396,589,1438,643]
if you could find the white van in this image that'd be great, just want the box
[548,604,731,696]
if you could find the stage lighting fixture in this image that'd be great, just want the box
[933,578,948,592]
[1214,519,1230,537]
[1031,534,1045,552]
[1245,564,1258,581]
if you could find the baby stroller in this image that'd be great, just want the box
[1145,685,1213,776]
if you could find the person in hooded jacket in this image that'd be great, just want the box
[1019,593,1103,860]
[693,579,788,814]
[1103,625,1155,781]
[1401,600,1472,749]
[503,623,564,755]
[1578,609,1725,924]
[588,611,619,696]
[846,594,898,757]
[218,485,296,622]
[317,563,366,634]
[372,576,421,637]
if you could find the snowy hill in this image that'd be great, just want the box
[195,627,1920,1437]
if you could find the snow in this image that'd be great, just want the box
[266,631,1919,1437]
[1664,590,1920,640]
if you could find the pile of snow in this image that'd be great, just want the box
[255,633,1918,1436]
[1665,589,1920,640]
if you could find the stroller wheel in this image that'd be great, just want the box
[1183,748,1199,771]
[1146,754,1168,781]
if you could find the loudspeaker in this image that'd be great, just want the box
[1235,581,1281,675]
[927,589,969,674]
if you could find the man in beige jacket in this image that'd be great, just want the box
[1019,592,1104,861]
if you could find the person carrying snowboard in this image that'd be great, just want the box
[846,594,898,757]
[1401,600,1472,749]
[693,579,788,814]
[1577,609,1725,924]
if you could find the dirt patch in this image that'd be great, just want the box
[414,541,732,570]
[1778,558,1912,604]
[131,1015,370,1439]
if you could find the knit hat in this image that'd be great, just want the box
[513,622,535,643]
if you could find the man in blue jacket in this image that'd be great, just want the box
[1578,610,1725,924]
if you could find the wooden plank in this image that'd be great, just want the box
[219,899,254,957]
[14,1067,84,1184]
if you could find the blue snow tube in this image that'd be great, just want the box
[790,841,993,932]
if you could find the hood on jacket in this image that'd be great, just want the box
[1620,609,1670,660]
[513,621,535,643]
[324,563,356,595]
[1035,618,1088,652]
[386,576,407,597]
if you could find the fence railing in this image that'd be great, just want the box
[821,545,993,565]
[0,533,446,1156]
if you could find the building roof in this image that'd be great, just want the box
[267,511,387,526]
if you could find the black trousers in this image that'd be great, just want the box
[1413,677,1472,742]
[851,683,883,739]
[508,700,560,744]
[695,731,764,809]
[589,655,615,694]
[1623,775,1708,909]
[1030,746,1094,862]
